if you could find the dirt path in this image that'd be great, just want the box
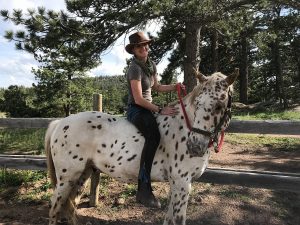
[1,140,299,225]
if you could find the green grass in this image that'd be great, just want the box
[0,168,46,187]
[219,188,252,202]
[0,169,51,202]
[0,128,46,155]
[226,133,300,152]
[232,110,300,120]
[120,184,137,199]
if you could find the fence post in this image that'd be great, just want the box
[90,94,102,207]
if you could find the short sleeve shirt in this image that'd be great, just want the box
[126,59,157,105]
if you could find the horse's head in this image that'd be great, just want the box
[186,68,239,157]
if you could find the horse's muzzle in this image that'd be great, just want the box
[186,136,209,157]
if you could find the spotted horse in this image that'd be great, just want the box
[45,69,239,225]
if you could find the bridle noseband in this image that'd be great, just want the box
[176,83,232,152]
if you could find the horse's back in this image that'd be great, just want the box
[49,111,150,182]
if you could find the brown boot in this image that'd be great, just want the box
[136,182,161,208]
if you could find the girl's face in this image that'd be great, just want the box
[133,43,149,60]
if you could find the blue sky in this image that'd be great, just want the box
[0,0,171,88]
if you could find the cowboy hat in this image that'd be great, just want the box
[125,32,152,54]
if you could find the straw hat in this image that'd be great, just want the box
[125,32,152,54]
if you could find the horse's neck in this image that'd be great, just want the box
[166,94,197,129]
[181,93,197,121]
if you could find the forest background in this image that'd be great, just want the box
[0,0,299,118]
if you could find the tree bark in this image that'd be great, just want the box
[273,37,288,109]
[184,22,202,93]
[211,29,219,73]
[239,31,248,104]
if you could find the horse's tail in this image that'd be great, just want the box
[45,119,60,188]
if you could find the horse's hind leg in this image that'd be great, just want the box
[60,167,93,225]
[49,168,86,225]
[71,167,93,206]
[49,183,73,225]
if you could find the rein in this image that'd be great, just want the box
[176,83,231,153]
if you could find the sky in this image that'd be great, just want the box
[0,0,172,88]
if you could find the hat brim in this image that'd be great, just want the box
[125,40,152,54]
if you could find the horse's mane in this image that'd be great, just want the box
[168,72,227,107]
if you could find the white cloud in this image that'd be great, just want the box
[0,1,177,88]
[0,0,66,12]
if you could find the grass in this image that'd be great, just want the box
[232,109,300,120]
[226,133,300,152]
[0,128,46,155]
[219,187,252,202]
[0,168,51,202]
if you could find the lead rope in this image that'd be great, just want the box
[176,83,224,153]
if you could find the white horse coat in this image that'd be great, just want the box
[46,70,238,225]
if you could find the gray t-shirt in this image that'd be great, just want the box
[126,59,157,105]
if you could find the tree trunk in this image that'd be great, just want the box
[64,74,72,117]
[211,29,219,73]
[184,22,202,93]
[239,31,248,104]
[273,38,288,109]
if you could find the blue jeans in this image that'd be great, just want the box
[127,104,161,184]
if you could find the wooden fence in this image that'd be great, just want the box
[1,118,300,194]
[1,99,300,204]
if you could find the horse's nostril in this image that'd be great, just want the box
[186,138,208,157]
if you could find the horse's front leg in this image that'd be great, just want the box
[164,178,191,225]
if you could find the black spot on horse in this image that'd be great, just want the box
[180,154,184,161]
[63,125,69,132]
[203,115,210,120]
[127,154,137,161]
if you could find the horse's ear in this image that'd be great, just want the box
[193,67,207,83]
[225,68,239,85]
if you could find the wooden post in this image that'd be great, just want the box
[89,94,102,207]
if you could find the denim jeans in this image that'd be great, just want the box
[127,104,161,183]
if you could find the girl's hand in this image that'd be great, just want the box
[160,106,179,116]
